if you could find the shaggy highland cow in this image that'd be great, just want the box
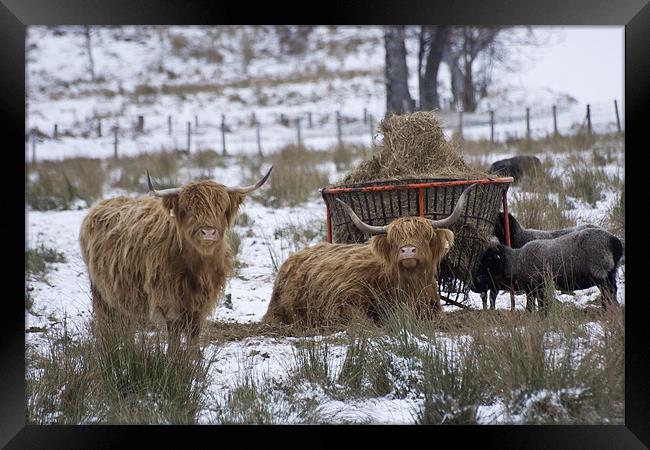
[79,167,272,353]
[262,185,476,327]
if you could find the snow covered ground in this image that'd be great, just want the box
[25,26,625,424]
[25,142,625,424]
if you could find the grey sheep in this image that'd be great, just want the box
[473,211,601,310]
[494,212,600,249]
[475,227,624,311]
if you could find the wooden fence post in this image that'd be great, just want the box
[97,119,102,137]
[489,110,495,144]
[525,107,530,139]
[308,111,312,128]
[186,121,191,153]
[137,115,144,133]
[113,126,119,159]
[251,112,256,127]
[368,114,375,146]
[614,99,622,133]
[336,111,343,148]
[31,130,36,163]
[458,111,463,138]
[168,115,172,136]
[256,121,262,157]
[363,108,367,124]
[53,124,58,140]
[221,114,227,156]
[552,105,558,138]
[295,118,302,147]
[586,104,592,135]
[194,115,199,131]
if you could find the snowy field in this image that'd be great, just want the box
[25,140,625,424]
[25,26,625,424]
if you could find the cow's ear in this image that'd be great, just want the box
[370,234,391,261]
[431,229,454,261]
[162,196,180,220]
[225,192,246,226]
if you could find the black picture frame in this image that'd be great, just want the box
[6,0,648,447]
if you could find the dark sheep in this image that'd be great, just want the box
[494,212,600,249]
[489,155,542,182]
[475,228,624,311]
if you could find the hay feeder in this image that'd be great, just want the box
[320,177,514,307]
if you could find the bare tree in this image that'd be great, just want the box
[444,26,539,112]
[384,25,414,115]
[418,26,450,111]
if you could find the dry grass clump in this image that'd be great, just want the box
[340,111,487,184]
[27,158,106,210]
[510,191,575,230]
[26,320,215,424]
[265,145,330,207]
[608,187,624,238]
[108,151,182,192]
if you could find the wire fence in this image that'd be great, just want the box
[26,99,624,163]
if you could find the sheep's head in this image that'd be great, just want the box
[475,240,508,289]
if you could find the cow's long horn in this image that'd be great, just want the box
[335,199,388,235]
[146,171,181,197]
[429,183,477,228]
[226,166,273,194]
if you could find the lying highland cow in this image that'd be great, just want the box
[79,167,272,353]
[262,184,477,327]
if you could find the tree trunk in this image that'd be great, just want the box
[443,48,464,110]
[462,55,477,112]
[384,26,413,115]
[420,26,449,111]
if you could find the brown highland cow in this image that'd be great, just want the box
[79,167,272,353]
[262,184,477,327]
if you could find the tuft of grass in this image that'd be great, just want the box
[562,156,609,207]
[27,158,106,210]
[26,243,67,281]
[510,190,575,230]
[189,149,227,170]
[26,320,215,424]
[609,187,624,237]
[225,228,242,269]
[266,145,330,207]
[108,151,182,192]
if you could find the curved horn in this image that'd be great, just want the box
[226,166,273,194]
[335,199,388,235]
[429,183,478,228]
[146,170,181,197]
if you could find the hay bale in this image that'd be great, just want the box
[340,111,488,184]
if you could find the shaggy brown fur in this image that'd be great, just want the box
[262,217,454,327]
[79,180,248,353]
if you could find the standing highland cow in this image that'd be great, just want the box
[262,184,476,327]
[79,167,272,353]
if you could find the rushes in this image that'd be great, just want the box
[26,321,215,424]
